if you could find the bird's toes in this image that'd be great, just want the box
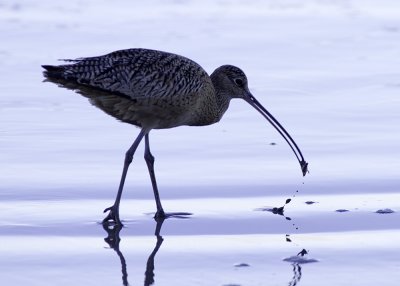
[154,209,167,221]
[102,206,123,226]
[153,211,192,220]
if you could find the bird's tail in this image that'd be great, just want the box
[41,63,82,91]
[42,65,65,80]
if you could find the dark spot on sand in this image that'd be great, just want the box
[234,263,250,268]
[335,209,349,213]
[305,201,316,205]
[269,142,277,145]
[375,208,395,214]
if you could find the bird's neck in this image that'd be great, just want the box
[215,91,231,118]
[210,74,231,121]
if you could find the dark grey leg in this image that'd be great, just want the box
[144,133,166,219]
[103,128,147,225]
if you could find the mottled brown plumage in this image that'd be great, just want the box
[43,49,238,128]
[42,48,308,225]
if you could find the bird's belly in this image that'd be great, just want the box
[89,94,212,129]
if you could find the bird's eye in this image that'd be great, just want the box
[234,78,244,87]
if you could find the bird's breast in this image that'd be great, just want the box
[88,87,219,130]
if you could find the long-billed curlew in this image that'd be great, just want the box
[42,48,308,225]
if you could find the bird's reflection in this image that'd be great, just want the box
[144,218,164,286]
[102,223,129,286]
[284,238,317,286]
[102,210,314,286]
[288,263,302,286]
[102,218,166,286]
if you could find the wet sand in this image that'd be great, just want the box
[1,0,400,285]
[1,191,399,285]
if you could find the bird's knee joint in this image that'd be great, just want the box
[144,152,155,164]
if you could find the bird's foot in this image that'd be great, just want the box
[153,210,192,221]
[103,205,123,226]
[154,209,167,221]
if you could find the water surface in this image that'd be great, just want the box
[1,0,400,285]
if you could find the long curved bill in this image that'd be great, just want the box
[244,93,309,176]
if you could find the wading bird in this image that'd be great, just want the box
[42,48,308,225]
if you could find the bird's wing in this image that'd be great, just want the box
[43,49,211,101]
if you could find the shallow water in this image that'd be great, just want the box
[1,194,400,286]
[1,0,400,285]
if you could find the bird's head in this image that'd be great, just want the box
[211,65,308,176]
[211,65,251,100]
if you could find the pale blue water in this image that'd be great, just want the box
[1,0,400,285]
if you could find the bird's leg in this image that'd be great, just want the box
[103,128,147,226]
[144,133,166,219]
